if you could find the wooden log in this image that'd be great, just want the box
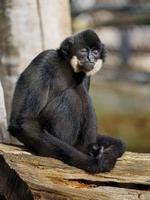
[0,144,150,200]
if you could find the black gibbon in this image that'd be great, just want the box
[9,29,125,173]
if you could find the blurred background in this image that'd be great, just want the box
[71,0,150,153]
[0,0,150,152]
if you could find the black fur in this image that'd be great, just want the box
[8,29,125,173]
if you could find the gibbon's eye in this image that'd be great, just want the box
[80,48,88,54]
[92,49,99,56]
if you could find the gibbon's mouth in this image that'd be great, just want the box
[70,56,103,76]
[80,61,95,66]
[86,59,103,76]
[80,62,95,72]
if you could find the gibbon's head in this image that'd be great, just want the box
[59,29,106,76]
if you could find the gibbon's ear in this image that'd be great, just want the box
[59,37,74,59]
[100,43,107,62]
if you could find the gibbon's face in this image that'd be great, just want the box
[59,29,106,76]
[69,29,106,76]
[70,46,103,76]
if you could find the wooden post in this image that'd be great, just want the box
[0,0,71,118]
[0,81,20,144]
[0,144,150,200]
[0,81,9,143]
[0,0,71,144]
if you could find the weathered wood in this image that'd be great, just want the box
[0,144,150,200]
[0,81,21,145]
[0,81,9,143]
[37,0,71,49]
[0,155,33,200]
[0,0,71,145]
[0,0,71,119]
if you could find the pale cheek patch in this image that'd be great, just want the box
[70,56,81,72]
[86,59,103,77]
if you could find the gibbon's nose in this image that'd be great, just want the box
[87,53,95,63]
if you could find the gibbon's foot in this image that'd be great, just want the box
[86,141,125,173]
[96,135,126,158]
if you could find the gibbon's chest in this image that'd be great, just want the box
[41,86,88,139]
[51,66,91,113]
[69,88,92,120]
[53,85,90,117]
[42,83,89,117]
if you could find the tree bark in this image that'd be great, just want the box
[0,144,150,200]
